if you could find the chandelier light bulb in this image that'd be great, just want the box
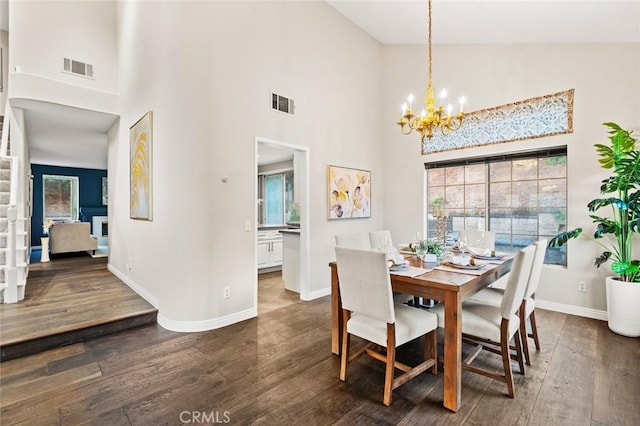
[396,0,465,144]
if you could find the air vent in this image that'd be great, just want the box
[63,57,94,79]
[271,93,295,115]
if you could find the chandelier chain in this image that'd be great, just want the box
[396,0,465,144]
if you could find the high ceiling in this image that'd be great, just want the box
[327,0,640,44]
[5,1,640,170]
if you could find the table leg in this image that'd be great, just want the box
[331,265,342,355]
[443,290,462,412]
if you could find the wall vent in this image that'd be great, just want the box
[271,93,295,115]
[63,57,94,79]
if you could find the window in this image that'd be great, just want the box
[43,175,79,222]
[426,148,567,265]
[259,171,295,225]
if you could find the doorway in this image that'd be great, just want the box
[255,137,310,314]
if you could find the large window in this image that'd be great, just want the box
[43,175,79,222]
[259,171,295,225]
[426,148,567,265]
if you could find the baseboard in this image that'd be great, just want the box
[157,308,257,333]
[302,287,331,301]
[536,299,608,321]
[107,263,159,308]
[107,263,259,332]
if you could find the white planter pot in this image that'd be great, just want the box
[606,276,640,337]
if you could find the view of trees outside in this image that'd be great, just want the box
[43,175,79,221]
[426,155,567,265]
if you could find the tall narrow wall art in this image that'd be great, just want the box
[130,111,153,220]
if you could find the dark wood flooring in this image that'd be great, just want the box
[1,267,639,424]
[258,271,300,315]
[0,256,157,361]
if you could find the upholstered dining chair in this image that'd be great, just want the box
[335,232,371,250]
[432,244,535,398]
[457,229,496,252]
[369,230,394,251]
[467,239,547,366]
[368,230,414,305]
[334,247,438,406]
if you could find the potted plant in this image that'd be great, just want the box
[549,122,640,337]
[414,239,444,263]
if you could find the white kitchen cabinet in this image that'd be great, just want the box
[257,230,283,270]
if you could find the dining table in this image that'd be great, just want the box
[329,254,513,412]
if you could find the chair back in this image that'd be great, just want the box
[335,233,371,249]
[369,230,393,250]
[500,245,536,319]
[458,230,495,250]
[335,247,395,324]
[524,239,547,300]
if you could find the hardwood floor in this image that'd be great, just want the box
[1,286,638,425]
[258,271,300,315]
[0,255,157,361]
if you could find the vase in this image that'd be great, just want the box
[41,237,50,262]
[606,276,640,337]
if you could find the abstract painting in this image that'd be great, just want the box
[327,165,371,219]
[422,89,574,154]
[130,111,153,220]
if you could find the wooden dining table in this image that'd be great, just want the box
[329,255,513,412]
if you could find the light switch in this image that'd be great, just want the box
[244,220,252,231]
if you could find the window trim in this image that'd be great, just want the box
[42,174,80,222]
[425,146,568,265]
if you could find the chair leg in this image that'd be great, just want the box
[529,310,541,350]
[520,305,531,366]
[500,320,516,398]
[513,329,525,375]
[339,309,350,381]
[383,323,396,406]
[424,330,437,374]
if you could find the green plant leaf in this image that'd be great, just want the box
[548,228,582,247]
[595,252,612,268]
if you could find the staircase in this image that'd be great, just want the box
[0,114,29,303]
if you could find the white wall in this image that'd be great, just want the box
[112,1,384,328]
[382,43,640,312]
[9,0,117,94]
[1,30,7,113]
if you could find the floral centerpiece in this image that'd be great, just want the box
[42,219,55,236]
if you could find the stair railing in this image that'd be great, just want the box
[1,104,20,303]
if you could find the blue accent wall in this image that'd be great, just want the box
[31,164,107,246]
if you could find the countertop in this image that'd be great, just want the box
[280,229,301,235]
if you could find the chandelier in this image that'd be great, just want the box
[397,0,465,143]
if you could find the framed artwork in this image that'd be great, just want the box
[102,177,108,206]
[130,111,153,220]
[327,165,371,219]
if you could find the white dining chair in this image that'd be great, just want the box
[335,247,438,406]
[467,239,547,365]
[369,230,394,250]
[335,232,371,249]
[432,244,535,398]
[457,229,495,253]
[368,230,414,305]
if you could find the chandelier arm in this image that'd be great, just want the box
[397,0,465,143]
